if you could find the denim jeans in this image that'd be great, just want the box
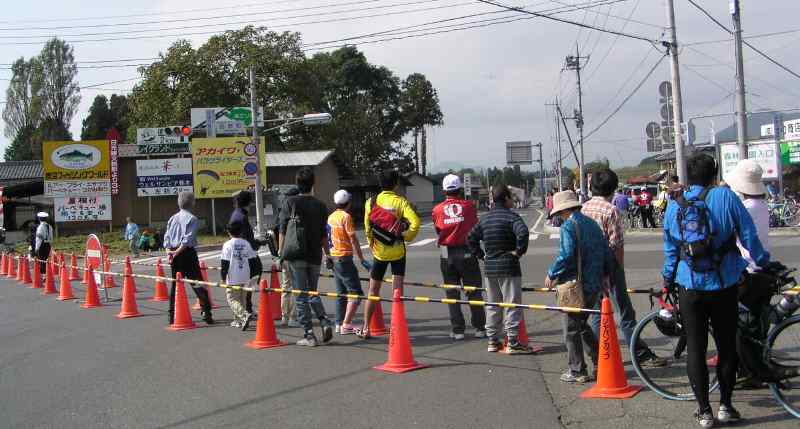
[288,260,328,336]
[332,256,364,325]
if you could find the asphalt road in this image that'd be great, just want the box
[1,208,799,428]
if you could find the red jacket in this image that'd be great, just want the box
[432,197,478,247]
[637,191,652,207]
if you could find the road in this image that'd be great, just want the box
[1,208,798,428]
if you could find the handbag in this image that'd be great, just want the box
[556,219,585,309]
[281,204,305,261]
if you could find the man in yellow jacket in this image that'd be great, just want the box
[357,170,421,338]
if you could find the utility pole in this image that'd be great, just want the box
[535,142,545,208]
[249,66,265,237]
[565,46,588,201]
[731,0,748,159]
[664,0,688,184]
[546,98,564,191]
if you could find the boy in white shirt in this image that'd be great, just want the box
[220,221,260,331]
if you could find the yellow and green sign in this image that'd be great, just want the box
[191,137,266,199]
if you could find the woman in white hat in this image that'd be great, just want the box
[727,159,770,271]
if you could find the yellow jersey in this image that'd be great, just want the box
[364,191,421,261]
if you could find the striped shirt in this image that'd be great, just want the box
[467,207,529,278]
[581,196,624,253]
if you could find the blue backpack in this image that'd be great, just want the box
[674,187,736,273]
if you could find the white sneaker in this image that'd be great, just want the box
[296,336,318,347]
[474,329,487,338]
[287,319,301,328]
[230,320,243,328]
[335,324,341,334]
[449,332,465,341]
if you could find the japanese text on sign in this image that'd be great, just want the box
[55,196,112,222]
[45,180,111,197]
[136,143,190,155]
[191,137,266,199]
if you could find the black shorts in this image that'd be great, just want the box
[370,257,406,281]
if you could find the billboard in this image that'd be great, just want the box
[190,107,264,136]
[506,141,533,165]
[136,127,189,145]
[191,137,266,199]
[43,140,111,197]
[55,195,112,222]
[136,158,194,197]
[719,141,779,181]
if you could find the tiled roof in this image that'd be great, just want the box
[0,160,43,181]
[265,150,334,167]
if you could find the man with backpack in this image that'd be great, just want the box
[357,170,420,338]
[662,153,774,428]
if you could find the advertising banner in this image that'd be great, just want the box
[191,137,266,199]
[190,107,264,135]
[107,128,122,195]
[45,180,111,197]
[136,127,189,145]
[43,140,110,181]
[136,158,193,197]
[719,141,780,181]
[55,196,112,222]
[136,143,190,155]
[781,140,800,165]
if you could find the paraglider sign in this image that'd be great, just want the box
[86,234,103,286]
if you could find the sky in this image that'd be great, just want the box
[1,0,799,173]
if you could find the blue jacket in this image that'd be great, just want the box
[662,185,769,291]
[547,211,611,295]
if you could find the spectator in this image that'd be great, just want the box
[612,188,629,214]
[585,170,666,368]
[278,187,300,327]
[667,174,683,200]
[34,212,52,275]
[662,153,772,427]
[327,189,368,335]
[766,181,779,199]
[278,167,334,347]
[545,190,612,383]
[637,186,656,228]
[359,169,421,338]
[467,184,531,354]
[433,174,486,341]
[164,191,214,325]
[220,221,259,331]
[229,190,265,317]
[124,217,140,257]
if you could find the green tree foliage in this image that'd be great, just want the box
[3,125,35,161]
[400,73,443,175]
[2,58,41,140]
[38,38,81,132]
[487,166,537,190]
[81,94,130,141]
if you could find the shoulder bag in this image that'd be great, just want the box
[281,203,306,261]
[556,219,585,309]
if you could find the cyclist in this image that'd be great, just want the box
[662,153,773,428]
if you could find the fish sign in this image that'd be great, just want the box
[43,140,112,197]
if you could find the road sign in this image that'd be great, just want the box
[136,127,188,145]
[506,141,533,165]
[463,173,472,197]
[660,104,674,122]
[191,107,264,135]
[645,122,661,139]
[658,81,672,98]
[86,234,103,285]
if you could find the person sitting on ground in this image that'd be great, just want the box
[583,169,666,368]
[124,217,141,257]
[545,190,612,384]
[467,184,531,354]
[220,221,260,331]
[327,189,369,335]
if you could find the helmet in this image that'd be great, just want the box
[653,309,684,337]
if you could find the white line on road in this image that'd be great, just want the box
[199,251,222,261]
[549,233,560,240]
[360,244,370,249]
[409,238,437,247]
[529,234,539,241]
[530,209,545,233]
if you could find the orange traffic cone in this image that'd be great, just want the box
[43,259,58,295]
[81,267,103,309]
[370,301,389,336]
[117,263,142,319]
[374,288,427,374]
[82,257,90,285]
[0,253,7,276]
[269,265,282,320]
[57,263,76,301]
[194,261,220,310]
[581,297,643,399]
[247,279,288,349]
[123,256,137,294]
[502,314,543,354]
[15,255,23,283]
[31,258,42,289]
[150,259,169,302]
[20,256,32,285]
[104,257,116,289]
[70,254,80,280]
[169,273,196,330]
[7,254,17,278]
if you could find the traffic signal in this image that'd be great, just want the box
[181,126,192,136]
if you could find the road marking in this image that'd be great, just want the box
[420,222,435,228]
[549,233,560,240]
[529,234,539,241]
[199,251,222,261]
[360,244,370,249]
[530,209,545,233]
[133,255,163,264]
[410,238,437,247]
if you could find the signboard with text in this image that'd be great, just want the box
[136,158,193,197]
[190,107,264,135]
[55,196,112,222]
[719,141,779,181]
[107,128,121,195]
[136,143,190,155]
[43,140,111,198]
[136,127,189,145]
[191,137,266,199]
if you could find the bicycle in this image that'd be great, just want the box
[768,198,800,227]
[631,268,800,418]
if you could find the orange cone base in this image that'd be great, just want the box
[581,384,643,399]
[81,302,103,309]
[246,339,289,349]
[57,296,77,301]
[117,312,143,319]
[374,361,429,374]
[167,322,197,331]
[149,296,169,302]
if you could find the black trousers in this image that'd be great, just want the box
[440,247,486,334]
[640,206,656,228]
[169,247,211,321]
[36,243,51,275]
[679,285,739,412]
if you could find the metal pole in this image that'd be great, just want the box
[249,66,265,237]
[211,199,217,236]
[554,98,563,190]
[732,0,749,160]
[665,0,688,185]
[575,45,586,201]
[537,142,545,207]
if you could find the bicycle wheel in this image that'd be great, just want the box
[767,314,800,418]
[783,205,800,227]
[631,311,719,401]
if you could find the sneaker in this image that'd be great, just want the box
[560,371,591,384]
[201,312,215,325]
[694,409,715,429]
[287,319,302,328]
[250,313,258,321]
[474,329,487,339]
[296,335,318,347]
[321,320,333,343]
[637,351,668,368]
[339,325,356,335]
[241,313,253,331]
[506,340,533,355]
[487,340,502,353]
[717,405,741,423]
[449,332,465,341]
[335,324,341,334]
[230,320,243,328]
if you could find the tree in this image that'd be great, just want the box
[3,125,35,161]
[81,94,130,140]
[37,38,81,135]
[2,57,41,141]
[401,73,443,175]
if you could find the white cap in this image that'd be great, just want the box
[333,189,351,205]
[442,174,463,191]
[36,212,49,218]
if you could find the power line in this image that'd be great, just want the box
[475,0,658,43]
[686,27,800,47]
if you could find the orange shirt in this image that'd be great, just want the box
[327,209,355,257]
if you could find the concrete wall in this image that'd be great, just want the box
[400,174,435,216]
[265,159,340,211]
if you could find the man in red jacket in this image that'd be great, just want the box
[432,174,486,340]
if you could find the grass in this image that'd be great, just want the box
[14,230,228,257]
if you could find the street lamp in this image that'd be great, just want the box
[253,112,333,238]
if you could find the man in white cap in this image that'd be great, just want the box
[327,189,369,335]
[432,174,486,340]
[637,185,656,228]
[34,212,53,274]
